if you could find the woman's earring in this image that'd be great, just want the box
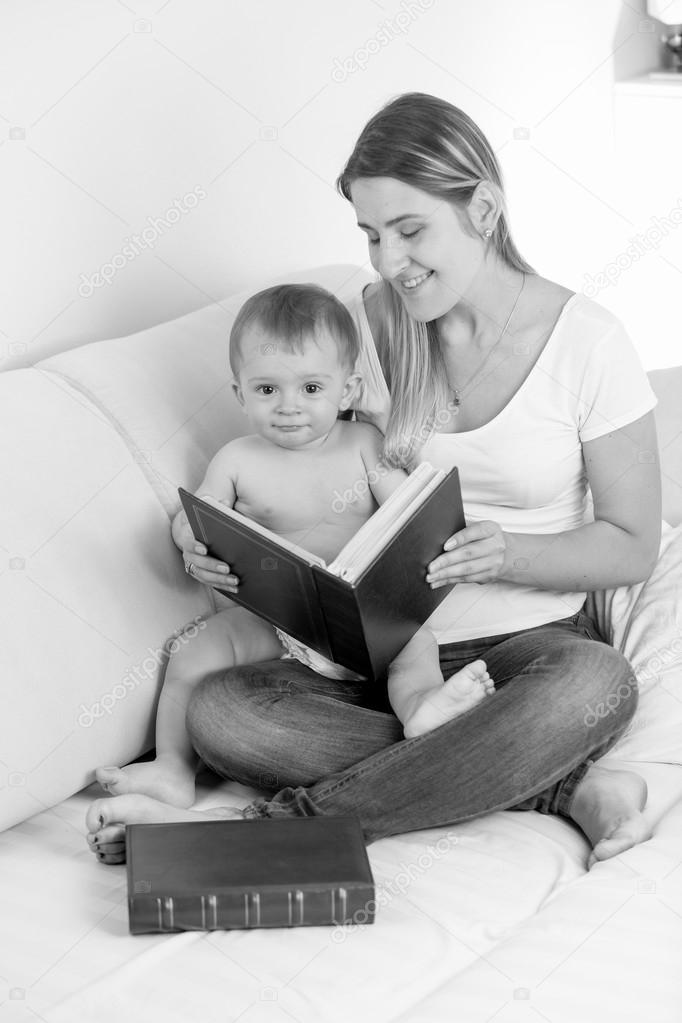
[483,228,493,239]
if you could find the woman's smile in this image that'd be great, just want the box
[399,270,434,291]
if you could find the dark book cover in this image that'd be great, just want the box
[179,467,465,680]
[126,817,375,934]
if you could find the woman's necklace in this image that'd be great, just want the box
[448,272,526,408]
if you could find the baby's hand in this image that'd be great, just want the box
[182,495,239,591]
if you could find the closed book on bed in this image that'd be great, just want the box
[126,817,375,934]
[178,464,464,681]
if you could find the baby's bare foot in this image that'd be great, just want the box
[570,762,650,868]
[86,794,245,865]
[95,758,196,809]
[403,660,494,738]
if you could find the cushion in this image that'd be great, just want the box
[590,521,682,765]
[0,371,213,832]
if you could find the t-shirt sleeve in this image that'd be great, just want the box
[576,318,657,442]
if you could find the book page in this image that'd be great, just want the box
[327,463,436,571]
[327,463,446,582]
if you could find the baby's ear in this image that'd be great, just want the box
[231,379,247,411]
[339,372,362,410]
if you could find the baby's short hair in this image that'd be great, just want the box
[229,283,360,377]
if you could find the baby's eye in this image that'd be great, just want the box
[304,383,321,394]
[257,385,275,395]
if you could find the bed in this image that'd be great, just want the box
[1,264,681,1023]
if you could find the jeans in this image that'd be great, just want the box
[186,607,638,844]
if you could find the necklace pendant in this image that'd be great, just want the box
[451,389,461,407]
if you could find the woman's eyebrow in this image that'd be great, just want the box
[356,214,422,230]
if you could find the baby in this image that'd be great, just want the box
[95,284,493,809]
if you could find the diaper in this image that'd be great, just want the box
[275,629,365,682]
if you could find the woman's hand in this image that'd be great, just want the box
[426,520,508,587]
[176,513,239,594]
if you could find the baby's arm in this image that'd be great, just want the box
[356,421,409,504]
[171,442,244,591]
[172,443,238,545]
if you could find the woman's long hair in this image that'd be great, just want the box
[337,92,534,466]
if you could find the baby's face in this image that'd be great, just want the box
[233,325,358,450]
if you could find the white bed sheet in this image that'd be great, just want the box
[1,763,681,1023]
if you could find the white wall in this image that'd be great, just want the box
[1,0,680,370]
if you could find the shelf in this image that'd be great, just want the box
[615,73,682,96]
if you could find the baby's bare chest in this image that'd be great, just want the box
[234,450,377,539]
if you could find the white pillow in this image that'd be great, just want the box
[589,522,682,764]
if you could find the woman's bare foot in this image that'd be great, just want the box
[86,794,245,865]
[570,762,651,868]
[402,660,495,738]
[95,756,196,809]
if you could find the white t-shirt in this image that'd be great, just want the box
[346,289,657,643]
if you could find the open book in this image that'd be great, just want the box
[178,463,465,681]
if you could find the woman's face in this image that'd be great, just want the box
[350,176,486,321]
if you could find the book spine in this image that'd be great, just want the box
[311,568,374,679]
[128,884,375,934]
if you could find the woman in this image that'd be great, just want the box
[87,93,660,867]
